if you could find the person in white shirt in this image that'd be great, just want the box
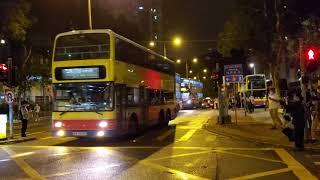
[268,88,283,129]
[34,104,40,121]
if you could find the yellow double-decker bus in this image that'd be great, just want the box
[52,29,177,138]
[244,74,267,107]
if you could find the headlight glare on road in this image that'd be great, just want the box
[54,122,63,128]
[97,131,105,137]
[99,121,108,128]
[57,130,65,137]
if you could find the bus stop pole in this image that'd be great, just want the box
[88,0,93,29]
[9,103,13,139]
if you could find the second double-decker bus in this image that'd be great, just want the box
[52,29,177,137]
[244,74,267,107]
[180,78,203,109]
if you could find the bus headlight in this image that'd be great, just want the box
[54,122,63,128]
[57,130,65,137]
[187,100,192,104]
[97,131,105,137]
[99,121,108,128]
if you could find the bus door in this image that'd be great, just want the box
[115,84,127,130]
[139,86,148,127]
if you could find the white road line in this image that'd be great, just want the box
[177,129,197,142]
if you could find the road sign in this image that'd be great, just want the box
[225,75,244,83]
[5,91,14,104]
[224,64,243,76]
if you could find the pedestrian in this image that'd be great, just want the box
[249,95,255,113]
[310,86,320,143]
[285,90,305,151]
[34,104,40,121]
[19,101,29,137]
[268,88,283,129]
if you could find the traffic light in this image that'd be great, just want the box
[306,48,318,61]
[0,64,8,82]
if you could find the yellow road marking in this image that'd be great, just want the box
[178,129,197,141]
[229,168,291,180]
[140,160,210,180]
[148,150,216,161]
[314,162,320,165]
[2,147,45,180]
[275,148,317,180]
[12,152,35,158]
[156,129,175,141]
[215,150,284,163]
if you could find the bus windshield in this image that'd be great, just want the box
[247,77,266,90]
[53,83,113,112]
[54,33,110,61]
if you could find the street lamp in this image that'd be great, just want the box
[193,76,197,80]
[193,58,198,63]
[176,59,181,64]
[149,41,156,48]
[173,37,182,47]
[203,76,207,80]
[0,39,5,45]
[203,69,207,73]
[189,70,193,74]
[249,63,256,74]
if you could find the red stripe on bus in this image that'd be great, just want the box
[52,119,117,130]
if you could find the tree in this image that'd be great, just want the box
[3,0,35,97]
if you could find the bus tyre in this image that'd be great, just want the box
[159,110,167,126]
[166,109,172,121]
[128,115,139,135]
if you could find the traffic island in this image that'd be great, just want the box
[205,108,320,149]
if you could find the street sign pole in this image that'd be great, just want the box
[9,103,13,139]
[5,91,15,139]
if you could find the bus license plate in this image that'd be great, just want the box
[72,132,87,136]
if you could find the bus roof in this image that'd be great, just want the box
[54,29,174,64]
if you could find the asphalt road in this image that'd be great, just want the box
[0,109,319,179]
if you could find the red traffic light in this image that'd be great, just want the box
[306,48,318,61]
[0,64,7,71]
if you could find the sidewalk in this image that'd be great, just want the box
[205,108,320,149]
[0,116,51,145]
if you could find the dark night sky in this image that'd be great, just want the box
[2,0,236,58]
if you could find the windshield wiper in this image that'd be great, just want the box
[59,111,71,116]
[93,105,103,115]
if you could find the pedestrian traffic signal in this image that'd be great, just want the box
[0,64,8,82]
[306,48,318,61]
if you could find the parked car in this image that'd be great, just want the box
[201,97,214,109]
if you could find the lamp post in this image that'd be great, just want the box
[149,36,182,57]
[88,0,93,29]
[249,63,256,74]
[176,58,198,79]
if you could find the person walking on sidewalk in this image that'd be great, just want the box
[34,104,40,121]
[311,86,320,143]
[285,90,305,151]
[268,88,283,129]
[19,101,29,137]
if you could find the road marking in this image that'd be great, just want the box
[215,150,284,163]
[177,129,197,142]
[148,150,216,161]
[140,160,210,180]
[229,168,291,180]
[315,162,320,165]
[156,129,174,141]
[275,148,317,180]
[2,147,45,180]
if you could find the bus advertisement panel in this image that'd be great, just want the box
[52,29,177,138]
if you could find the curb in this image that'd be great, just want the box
[204,123,320,150]
[0,137,36,145]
